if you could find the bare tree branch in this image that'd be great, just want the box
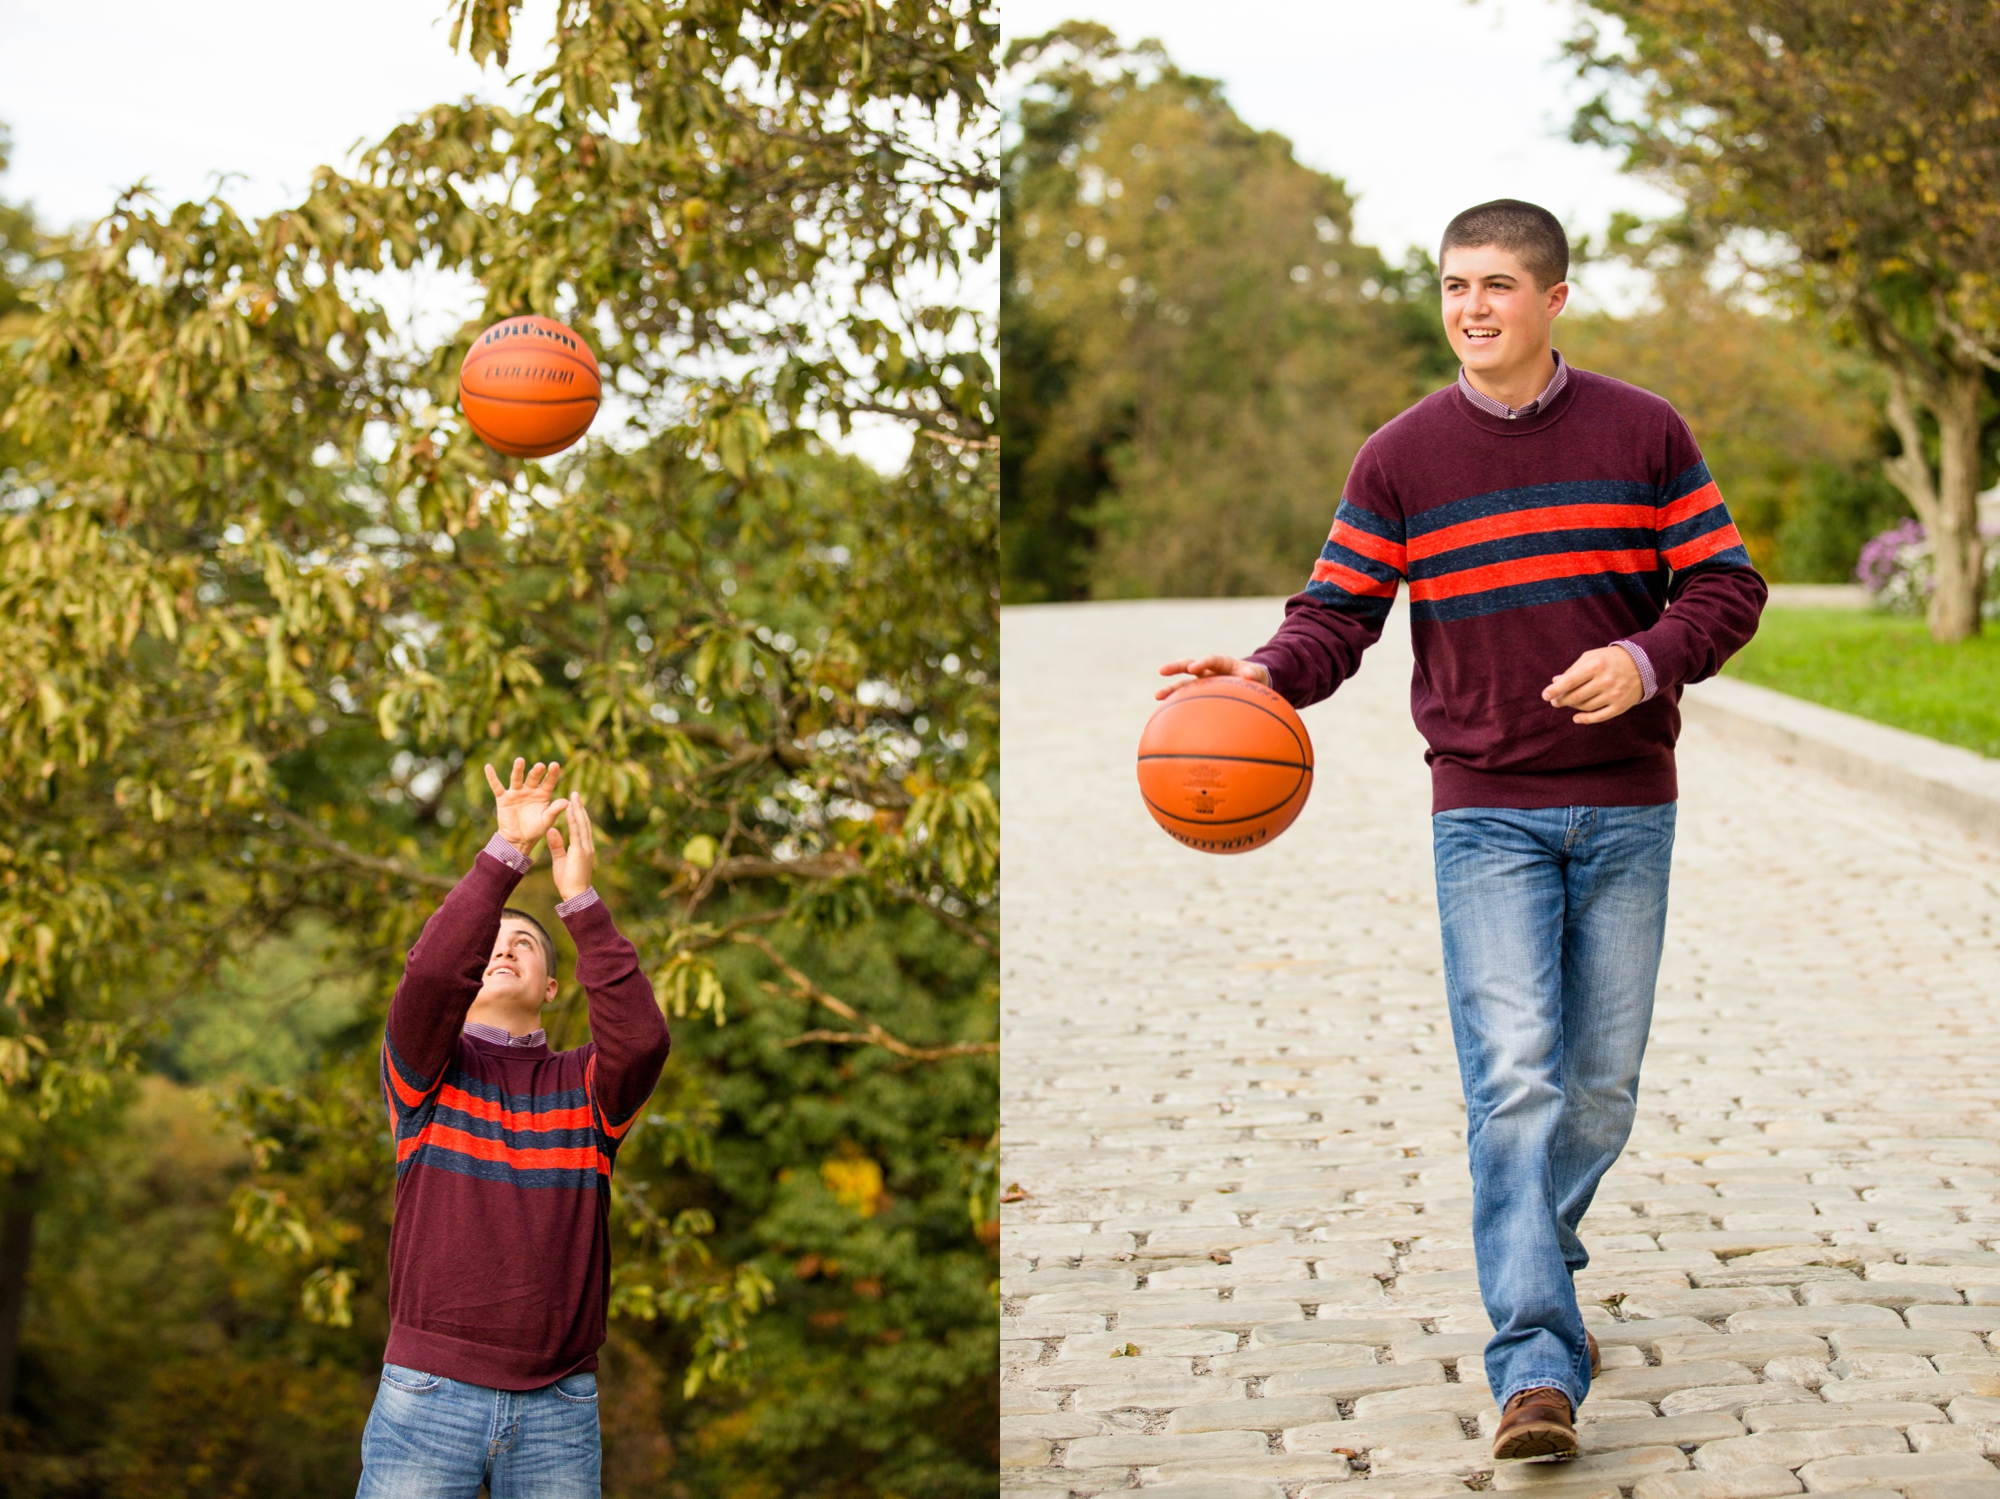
[261,804,456,890]
[734,931,996,1062]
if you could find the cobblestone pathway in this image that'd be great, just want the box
[1000,599,2000,1499]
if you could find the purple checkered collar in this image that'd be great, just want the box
[1457,349,1568,420]
[464,1020,548,1048]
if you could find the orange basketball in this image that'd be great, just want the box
[1137,676,1314,855]
[457,315,602,458]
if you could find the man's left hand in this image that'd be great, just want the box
[1543,647,1643,724]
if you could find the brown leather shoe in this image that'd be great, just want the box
[1492,1386,1578,1461]
[1587,1328,1601,1376]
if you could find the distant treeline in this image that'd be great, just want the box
[1001,24,1909,603]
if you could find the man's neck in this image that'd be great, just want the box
[1463,346,1557,412]
[464,997,544,1036]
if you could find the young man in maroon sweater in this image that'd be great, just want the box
[358,758,671,1498]
[1159,200,1765,1458]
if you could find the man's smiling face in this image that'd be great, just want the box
[1439,243,1567,377]
[479,918,556,1008]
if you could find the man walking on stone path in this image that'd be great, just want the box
[1157,199,1765,1460]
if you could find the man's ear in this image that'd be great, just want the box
[543,977,559,1005]
[1545,280,1570,318]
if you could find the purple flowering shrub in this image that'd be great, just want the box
[1855,518,2000,619]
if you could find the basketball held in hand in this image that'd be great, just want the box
[457,315,602,458]
[1137,677,1314,854]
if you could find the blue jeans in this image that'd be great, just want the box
[1432,803,1675,1413]
[357,1363,600,1498]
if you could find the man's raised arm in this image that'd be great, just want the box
[545,798,672,1135]
[384,759,569,1101]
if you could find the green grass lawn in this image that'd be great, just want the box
[1724,607,2000,758]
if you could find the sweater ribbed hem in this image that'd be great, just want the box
[384,1323,599,1392]
[1430,752,1678,814]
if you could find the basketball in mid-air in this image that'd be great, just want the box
[1137,676,1314,854]
[457,315,602,458]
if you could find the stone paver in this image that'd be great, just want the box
[1001,599,2000,1498]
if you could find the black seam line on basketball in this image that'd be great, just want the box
[465,350,599,379]
[1138,753,1314,769]
[466,340,598,368]
[1154,693,1307,760]
[460,393,603,409]
[462,371,600,393]
[1140,790,1306,827]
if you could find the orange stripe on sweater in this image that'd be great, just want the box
[384,1045,434,1108]
[1328,520,1407,571]
[1663,522,1744,570]
[1310,557,1400,598]
[1660,481,1722,528]
[1407,503,1657,562]
[436,1083,592,1134]
[1407,549,1658,603]
[403,1122,608,1173]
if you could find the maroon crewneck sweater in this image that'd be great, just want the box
[1246,367,1767,811]
[379,844,670,1389]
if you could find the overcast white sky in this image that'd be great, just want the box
[0,0,933,468]
[0,1,560,227]
[1000,0,1678,312]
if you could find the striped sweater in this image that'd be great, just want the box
[380,844,670,1389]
[1247,366,1766,811]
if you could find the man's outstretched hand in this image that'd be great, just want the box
[1156,655,1272,701]
[485,758,570,860]
[546,797,597,903]
[1543,647,1643,724]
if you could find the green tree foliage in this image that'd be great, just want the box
[0,3,996,1493]
[1569,0,2000,638]
[1001,25,1452,601]
[1557,271,1905,580]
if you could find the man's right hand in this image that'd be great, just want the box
[484,758,570,861]
[1156,655,1272,701]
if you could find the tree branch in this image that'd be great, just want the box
[261,804,457,890]
[887,882,996,953]
[733,931,996,1062]
[1881,368,1944,533]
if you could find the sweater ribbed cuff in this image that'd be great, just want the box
[1613,640,1658,702]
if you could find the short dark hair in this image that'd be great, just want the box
[1439,199,1569,291]
[500,907,559,984]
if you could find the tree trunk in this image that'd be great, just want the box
[1929,364,1987,642]
[1883,363,1986,641]
[0,1167,40,1419]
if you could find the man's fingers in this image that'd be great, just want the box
[510,756,527,790]
[1553,681,1611,711]
[542,761,562,793]
[547,826,566,856]
[1158,660,1194,677]
[484,763,505,797]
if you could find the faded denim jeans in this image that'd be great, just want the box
[1432,803,1676,1412]
[357,1362,600,1498]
